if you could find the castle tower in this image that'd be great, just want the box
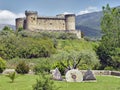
[65,14,75,30]
[25,11,38,30]
[16,18,25,30]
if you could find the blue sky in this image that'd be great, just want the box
[0,0,120,25]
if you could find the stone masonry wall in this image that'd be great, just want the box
[16,11,75,31]
[80,70,120,76]
[35,18,66,30]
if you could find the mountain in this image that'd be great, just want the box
[76,11,103,39]
[76,6,120,39]
[0,24,15,31]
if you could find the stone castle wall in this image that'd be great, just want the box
[16,11,75,31]
[31,18,66,31]
[16,11,81,38]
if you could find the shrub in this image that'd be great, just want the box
[78,64,88,70]
[0,57,6,73]
[57,33,77,39]
[104,66,114,70]
[0,30,56,59]
[15,61,29,74]
[6,72,17,83]
[52,61,65,75]
[33,73,59,90]
[33,60,51,74]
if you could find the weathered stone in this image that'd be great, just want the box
[83,69,96,81]
[51,68,62,81]
[2,69,16,75]
[16,11,81,39]
[65,69,83,82]
[16,11,75,31]
[28,70,35,75]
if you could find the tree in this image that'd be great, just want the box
[1,26,14,34]
[55,50,99,72]
[0,57,6,73]
[97,4,120,69]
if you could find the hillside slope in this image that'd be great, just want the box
[76,11,103,38]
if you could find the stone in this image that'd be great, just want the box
[51,68,62,81]
[16,11,81,39]
[28,70,35,75]
[83,69,96,81]
[65,69,83,82]
[16,11,76,31]
[2,69,16,75]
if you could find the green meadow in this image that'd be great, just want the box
[0,75,120,90]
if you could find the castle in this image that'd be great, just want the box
[16,11,81,38]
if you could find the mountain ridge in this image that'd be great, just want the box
[0,24,15,30]
[76,11,102,38]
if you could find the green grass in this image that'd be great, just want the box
[0,75,120,90]
[57,76,120,90]
[57,39,98,52]
[0,75,38,90]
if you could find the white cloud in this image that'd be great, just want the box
[77,6,98,15]
[63,12,74,15]
[0,10,25,25]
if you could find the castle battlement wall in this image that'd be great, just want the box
[37,16,65,20]
[25,11,38,16]
[16,11,81,38]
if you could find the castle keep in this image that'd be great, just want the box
[16,11,81,38]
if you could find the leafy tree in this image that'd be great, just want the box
[97,4,120,69]
[2,26,13,31]
[0,57,6,73]
[53,50,99,74]
[1,26,14,35]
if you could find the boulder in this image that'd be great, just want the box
[2,69,16,75]
[83,69,96,81]
[51,68,62,81]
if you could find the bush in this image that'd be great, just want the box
[15,61,29,74]
[78,64,88,70]
[33,60,51,74]
[104,66,114,70]
[33,73,59,90]
[57,33,77,39]
[52,61,65,75]
[6,72,17,83]
[0,57,6,73]
[0,33,56,59]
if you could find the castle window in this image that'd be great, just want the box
[33,18,35,20]
[31,17,35,20]
[50,23,52,25]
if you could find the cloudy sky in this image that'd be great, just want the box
[0,0,120,25]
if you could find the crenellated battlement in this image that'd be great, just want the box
[16,11,81,38]
[25,11,38,16]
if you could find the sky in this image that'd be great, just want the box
[0,0,120,25]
